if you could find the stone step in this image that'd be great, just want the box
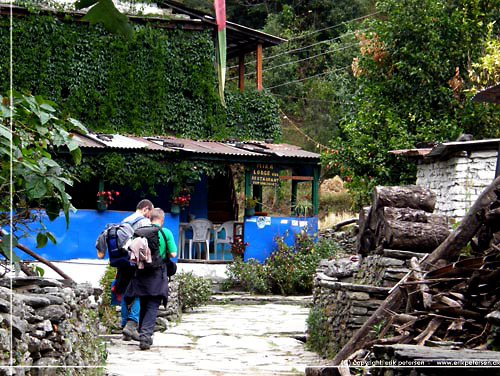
[210,293,312,306]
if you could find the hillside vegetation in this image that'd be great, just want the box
[181,0,500,207]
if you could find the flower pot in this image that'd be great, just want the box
[171,204,181,215]
[97,201,108,212]
[244,207,255,216]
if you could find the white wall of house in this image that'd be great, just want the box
[416,150,497,219]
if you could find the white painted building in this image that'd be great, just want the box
[392,139,500,219]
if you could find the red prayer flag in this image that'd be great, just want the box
[214,0,226,106]
[214,0,226,31]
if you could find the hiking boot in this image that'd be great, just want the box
[122,333,131,341]
[122,320,140,342]
[139,335,152,350]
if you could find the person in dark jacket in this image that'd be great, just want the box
[123,208,177,350]
[118,199,154,341]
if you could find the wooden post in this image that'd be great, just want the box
[97,178,105,208]
[291,180,298,215]
[312,165,320,216]
[495,142,500,178]
[239,53,245,92]
[256,42,263,91]
[253,185,262,212]
[245,167,252,202]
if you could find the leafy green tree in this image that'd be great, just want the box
[323,0,500,208]
[469,22,500,90]
[0,92,87,257]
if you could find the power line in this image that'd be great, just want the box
[271,93,354,105]
[228,43,358,81]
[266,65,352,90]
[279,108,332,152]
[227,28,369,70]
[290,10,381,41]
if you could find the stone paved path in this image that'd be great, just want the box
[104,295,325,375]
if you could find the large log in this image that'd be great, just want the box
[373,185,436,213]
[332,176,500,365]
[383,220,450,252]
[371,204,448,253]
[380,207,448,226]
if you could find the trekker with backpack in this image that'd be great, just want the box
[123,208,177,350]
[118,199,154,341]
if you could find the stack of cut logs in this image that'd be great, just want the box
[357,185,450,255]
[332,179,500,366]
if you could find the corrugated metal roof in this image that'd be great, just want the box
[389,148,433,158]
[72,133,320,160]
[426,138,500,158]
[389,139,500,160]
[472,83,500,104]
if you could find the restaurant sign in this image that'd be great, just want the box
[251,163,280,186]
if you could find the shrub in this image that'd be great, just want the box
[223,258,270,294]
[267,233,338,295]
[306,305,335,358]
[223,233,339,295]
[98,265,120,333]
[176,271,212,311]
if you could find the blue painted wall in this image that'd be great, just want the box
[243,216,318,263]
[13,210,180,262]
[179,175,208,223]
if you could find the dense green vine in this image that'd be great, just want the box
[0,12,281,141]
[60,152,223,194]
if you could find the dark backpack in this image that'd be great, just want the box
[100,216,144,268]
[134,226,163,269]
[133,226,177,276]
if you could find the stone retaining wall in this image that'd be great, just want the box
[311,273,390,356]
[319,229,357,257]
[355,250,429,287]
[0,277,106,375]
[310,249,429,358]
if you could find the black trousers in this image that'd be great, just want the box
[138,295,162,342]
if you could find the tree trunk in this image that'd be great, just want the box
[15,243,74,281]
[373,185,436,213]
[383,220,450,252]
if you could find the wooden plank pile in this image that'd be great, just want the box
[357,186,450,256]
[332,177,500,366]
[365,248,500,350]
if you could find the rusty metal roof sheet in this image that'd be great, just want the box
[389,139,500,160]
[426,138,500,158]
[72,133,320,160]
[389,148,433,158]
[472,83,500,104]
